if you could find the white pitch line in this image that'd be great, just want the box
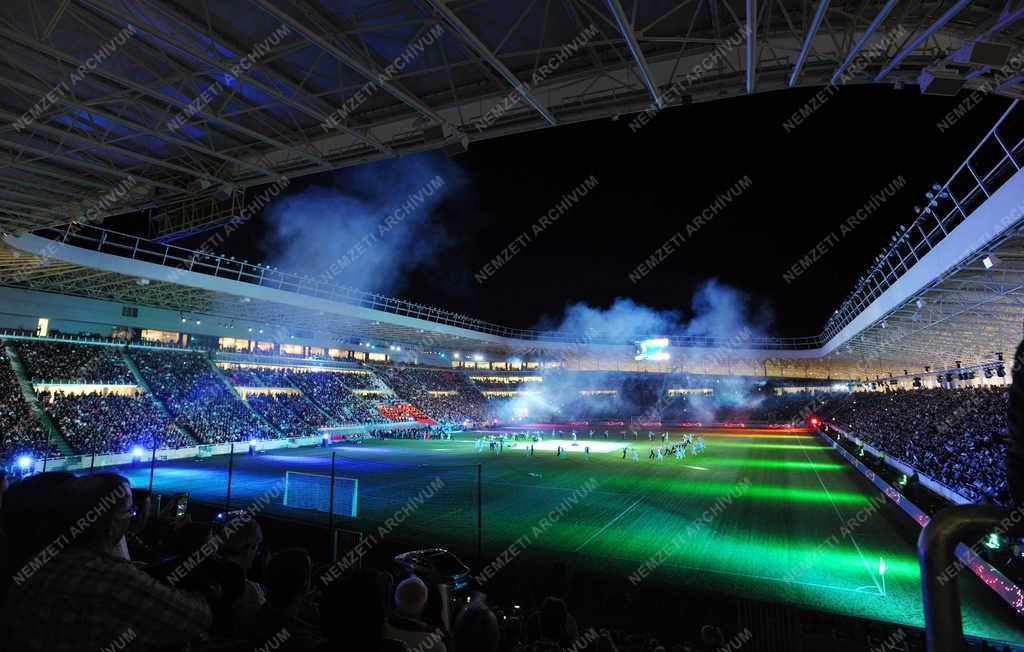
[574,497,645,552]
[798,439,884,596]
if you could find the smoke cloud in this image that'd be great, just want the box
[260,153,466,295]
[498,279,774,423]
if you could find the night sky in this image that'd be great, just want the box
[149,85,1013,339]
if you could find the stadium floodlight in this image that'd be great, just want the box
[472,354,484,361]
[982,254,997,269]
[453,353,460,359]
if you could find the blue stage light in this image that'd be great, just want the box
[17,455,32,470]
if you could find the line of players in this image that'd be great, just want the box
[639,433,705,461]
[472,430,706,462]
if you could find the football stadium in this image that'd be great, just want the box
[1,2,1024,651]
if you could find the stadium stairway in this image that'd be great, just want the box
[3,341,73,457]
[206,358,285,438]
[121,349,197,446]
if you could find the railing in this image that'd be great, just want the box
[821,99,1024,343]
[30,222,822,349]
[919,505,1024,652]
[14,101,1022,352]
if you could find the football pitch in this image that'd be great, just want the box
[110,427,1024,644]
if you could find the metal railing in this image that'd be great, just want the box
[822,99,1024,343]
[30,222,822,349]
[918,504,1024,652]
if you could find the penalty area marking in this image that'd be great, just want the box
[574,497,645,552]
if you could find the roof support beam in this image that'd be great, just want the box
[0,135,185,194]
[0,25,333,172]
[0,108,231,189]
[830,0,898,85]
[252,0,459,132]
[605,0,662,107]
[874,0,971,81]
[745,0,756,93]
[0,73,279,181]
[788,0,830,87]
[423,0,557,125]
[72,0,385,160]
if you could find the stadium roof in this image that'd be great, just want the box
[0,1,1022,235]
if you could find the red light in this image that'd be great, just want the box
[810,417,820,426]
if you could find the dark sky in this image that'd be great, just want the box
[150,85,1012,339]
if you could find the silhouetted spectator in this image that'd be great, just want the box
[321,568,409,651]
[1,473,211,650]
[250,548,323,651]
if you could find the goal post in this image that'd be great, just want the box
[283,471,358,517]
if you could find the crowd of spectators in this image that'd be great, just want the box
[246,393,337,438]
[376,402,428,422]
[16,340,133,384]
[290,371,382,423]
[38,390,191,455]
[132,349,276,444]
[0,347,48,459]
[0,470,746,651]
[830,386,1011,504]
[223,366,294,387]
[374,366,493,424]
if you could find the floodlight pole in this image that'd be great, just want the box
[147,437,156,493]
[327,452,337,561]
[477,463,483,565]
[225,443,234,509]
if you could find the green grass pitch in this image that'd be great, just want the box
[118,427,1024,644]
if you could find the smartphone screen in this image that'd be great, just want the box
[175,492,189,519]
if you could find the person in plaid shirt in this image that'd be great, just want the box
[1,473,211,651]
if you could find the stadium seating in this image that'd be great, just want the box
[289,371,383,423]
[373,365,493,424]
[245,393,336,438]
[130,349,276,444]
[829,387,1010,504]
[0,346,48,458]
[38,390,190,454]
[375,401,429,422]
[222,366,294,387]
[16,340,133,384]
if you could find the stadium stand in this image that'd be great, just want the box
[245,393,337,438]
[16,340,133,384]
[289,371,383,424]
[37,390,190,455]
[829,387,1011,505]
[374,366,493,424]
[0,346,48,458]
[223,366,294,387]
[130,349,276,444]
